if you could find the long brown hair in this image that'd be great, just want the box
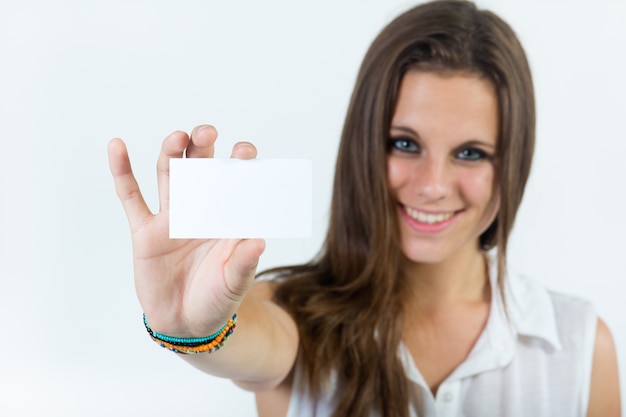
[264,1,535,415]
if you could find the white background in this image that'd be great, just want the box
[1,0,625,415]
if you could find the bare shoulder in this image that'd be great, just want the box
[249,278,281,300]
[587,317,621,417]
[247,279,298,342]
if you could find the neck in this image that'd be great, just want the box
[401,245,490,314]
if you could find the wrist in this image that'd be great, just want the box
[143,313,238,354]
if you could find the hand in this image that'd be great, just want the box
[107,125,266,338]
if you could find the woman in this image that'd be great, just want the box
[107,1,620,416]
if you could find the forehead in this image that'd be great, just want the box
[391,70,499,145]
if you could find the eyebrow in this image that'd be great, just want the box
[390,125,419,137]
[389,125,496,150]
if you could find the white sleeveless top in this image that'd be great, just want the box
[285,268,597,417]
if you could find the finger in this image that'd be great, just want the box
[230,141,257,160]
[186,125,218,158]
[108,138,152,230]
[156,130,190,212]
[225,238,266,298]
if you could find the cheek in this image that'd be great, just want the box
[459,166,496,209]
[386,157,411,191]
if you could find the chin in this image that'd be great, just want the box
[400,244,451,265]
[399,238,481,266]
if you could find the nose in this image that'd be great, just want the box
[414,156,452,201]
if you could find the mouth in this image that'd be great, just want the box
[403,206,457,224]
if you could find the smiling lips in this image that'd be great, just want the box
[405,206,455,224]
[402,205,459,233]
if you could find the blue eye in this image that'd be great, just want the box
[388,137,420,153]
[456,148,488,161]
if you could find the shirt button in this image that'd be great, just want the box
[442,392,454,402]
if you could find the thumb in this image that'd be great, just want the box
[225,238,266,297]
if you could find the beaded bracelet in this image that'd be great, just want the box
[143,314,237,354]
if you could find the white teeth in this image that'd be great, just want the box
[405,207,454,224]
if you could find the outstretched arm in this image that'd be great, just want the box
[107,125,298,391]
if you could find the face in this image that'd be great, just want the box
[387,70,499,265]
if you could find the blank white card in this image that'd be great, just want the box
[169,158,312,239]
